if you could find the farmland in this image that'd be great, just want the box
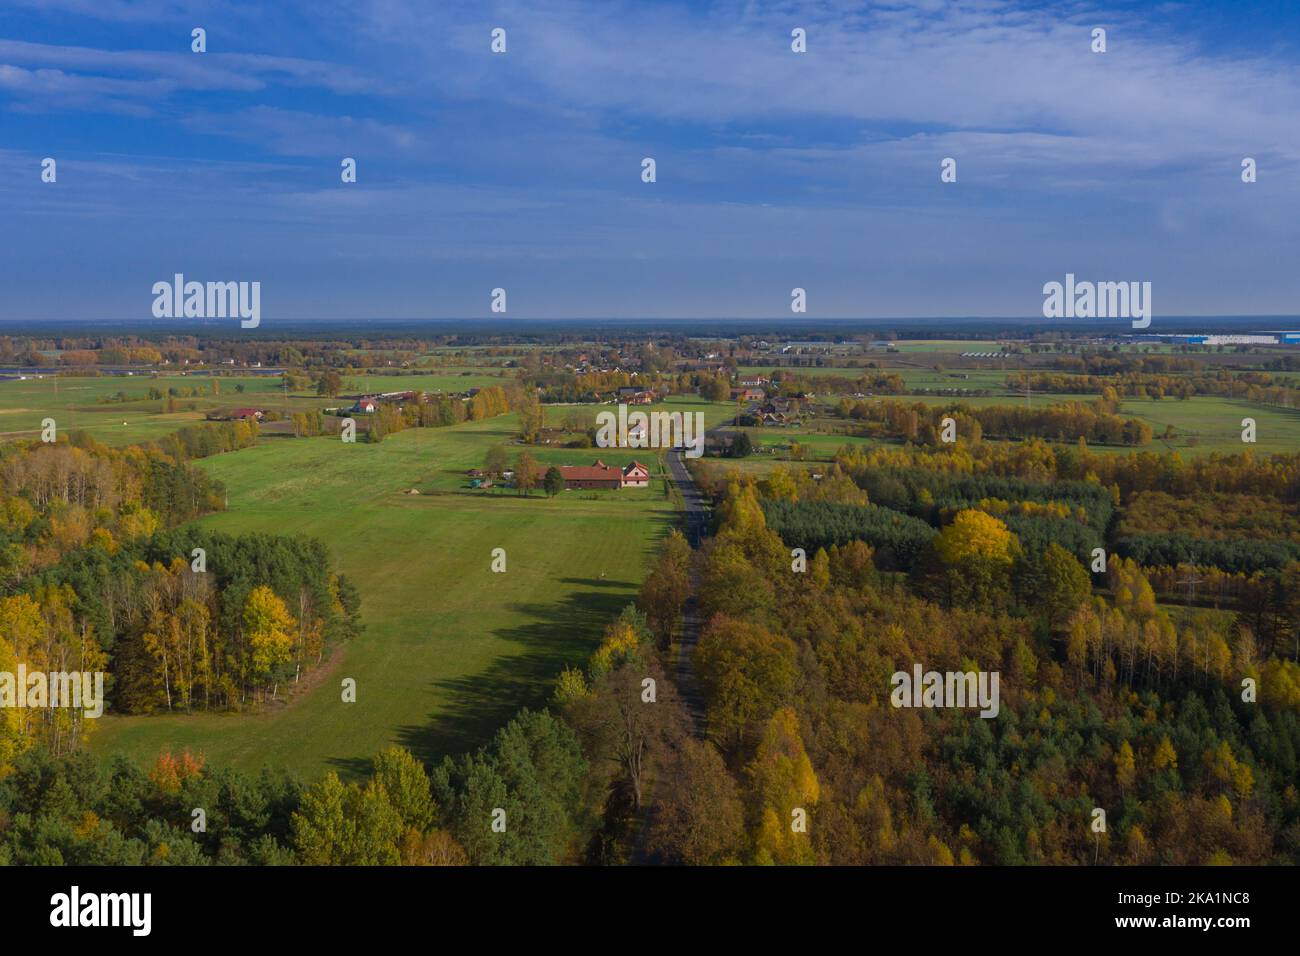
[6,344,1299,781]
[89,396,724,779]
[0,369,507,447]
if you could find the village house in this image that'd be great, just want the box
[553,459,651,490]
[755,399,800,426]
[731,387,766,402]
[225,407,264,422]
[619,461,651,487]
[617,385,656,405]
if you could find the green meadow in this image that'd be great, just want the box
[712,389,1300,474]
[1120,395,1300,457]
[46,374,1300,781]
[0,370,506,447]
[0,373,278,446]
[341,370,508,393]
[90,397,726,780]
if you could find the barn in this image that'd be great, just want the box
[555,459,652,489]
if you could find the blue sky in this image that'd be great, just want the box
[2,0,1299,322]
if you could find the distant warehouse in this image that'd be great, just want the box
[1126,332,1300,346]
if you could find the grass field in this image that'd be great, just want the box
[0,374,281,445]
[735,364,1085,405]
[90,396,726,781]
[341,371,508,393]
[713,388,1300,475]
[1121,395,1300,457]
[0,369,507,447]
[55,371,1300,781]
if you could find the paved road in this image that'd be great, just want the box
[666,447,707,546]
[628,443,719,862]
[666,447,707,735]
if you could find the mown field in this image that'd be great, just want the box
[25,357,1299,780]
[340,370,508,393]
[709,389,1300,478]
[0,370,506,447]
[730,356,1300,460]
[1121,395,1300,457]
[736,364,1088,405]
[91,396,727,780]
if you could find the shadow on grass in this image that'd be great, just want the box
[325,511,680,778]
[324,582,631,780]
[414,587,628,764]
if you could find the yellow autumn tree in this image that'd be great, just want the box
[0,588,106,756]
[926,509,1020,608]
[1153,736,1178,771]
[0,593,44,661]
[747,707,819,865]
[0,497,35,535]
[761,466,800,503]
[0,633,28,777]
[717,478,767,538]
[1206,740,1254,800]
[933,509,1018,565]
[928,835,955,865]
[1115,739,1136,793]
[117,506,160,542]
[243,585,296,694]
[1109,556,1158,620]
[1260,658,1300,712]
[589,618,643,680]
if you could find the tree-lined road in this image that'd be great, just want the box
[666,447,707,734]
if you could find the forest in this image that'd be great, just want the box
[4,367,1300,866]
[654,475,1300,864]
[835,398,1154,446]
[0,430,361,779]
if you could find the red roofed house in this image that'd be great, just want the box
[558,459,623,489]
[620,461,650,487]
[227,407,264,421]
[557,459,652,490]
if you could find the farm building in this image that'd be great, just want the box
[617,386,656,405]
[619,461,651,487]
[555,459,651,490]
